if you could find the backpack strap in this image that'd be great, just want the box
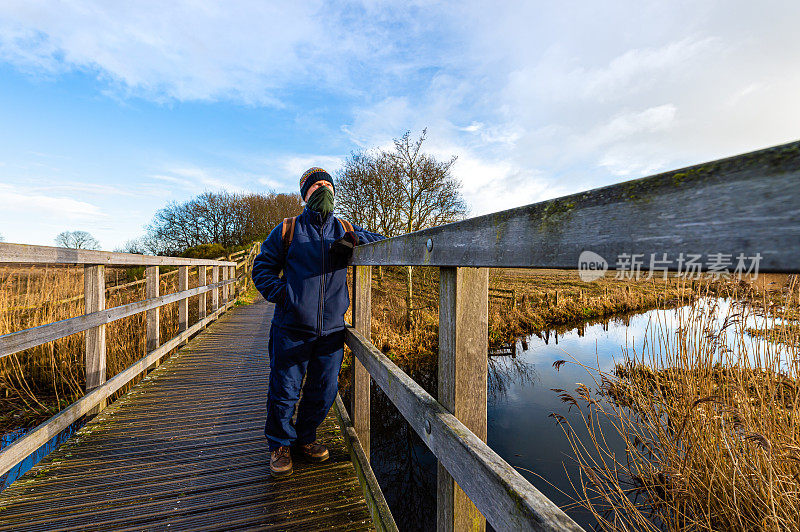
[282,216,352,259]
[338,218,354,233]
[281,216,297,256]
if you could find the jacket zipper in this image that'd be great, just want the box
[318,220,325,336]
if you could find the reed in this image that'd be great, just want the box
[550,280,800,531]
[341,266,704,387]
[0,265,211,432]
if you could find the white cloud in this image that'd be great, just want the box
[2,0,800,223]
[281,155,345,180]
[0,183,104,219]
[149,166,251,193]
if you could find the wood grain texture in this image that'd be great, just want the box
[438,267,489,532]
[346,327,583,531]
[0,279,235,359]
[352,140,800,270]
[198,265,207,320]
[0,301,234,479]
[352,265,372,459]
[145,266,160,371]
[0,242,236,266]
[212,266,220,311]
[178,266,189,334]
[333,393,398,532]
[0,301,374,532]
[84,265,106,416]
[222,265,229,305]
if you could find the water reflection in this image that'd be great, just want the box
[368,297,792,530]
[0,420,85,491]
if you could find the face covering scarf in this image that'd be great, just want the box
[307,186,335,219]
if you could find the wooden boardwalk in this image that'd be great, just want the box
[0,300,374,531]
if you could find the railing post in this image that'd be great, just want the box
[146,266,160,370]
[178,266,189,335]
[351,265,372,458]
[84,264,106,415]
[212,266,219,312]
[198,265,207,320]
[231,265,238,298]
[222,266,229,306]
[437,266,489,532]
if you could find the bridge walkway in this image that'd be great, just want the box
[0,300,374,531]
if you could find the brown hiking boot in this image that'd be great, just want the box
[270,445,293,477]
[298,440,329,462]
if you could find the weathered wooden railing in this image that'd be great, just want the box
[0,242,260,478]
[346,140,800,531]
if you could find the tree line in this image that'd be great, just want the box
[119,191,303,256]
[51,129,468,330]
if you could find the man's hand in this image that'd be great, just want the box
[330,231,359,259]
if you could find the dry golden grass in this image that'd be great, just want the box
[550,281,800,531]
[0,265,220,432]
[339,266,712,392]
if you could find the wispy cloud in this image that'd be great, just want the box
[2,0,799,235]
[0,183,105,219]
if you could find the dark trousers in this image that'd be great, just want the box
[265,325,345,452]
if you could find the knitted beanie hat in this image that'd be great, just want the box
[299,167,335,200]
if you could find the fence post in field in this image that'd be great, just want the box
[84,264,106,415]
[438,266,489,532]
[179,266,189,336]
[146,266,160,371]
[352,264,372,458]
[212,266,220,312]
[198,266,207,320]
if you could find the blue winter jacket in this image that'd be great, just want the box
[251,206,385,336]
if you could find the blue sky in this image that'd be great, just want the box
[1,1,798,250]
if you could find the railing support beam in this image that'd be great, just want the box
[146,266,160,371]
[198,266,207,320]
[438,266,489,532]
[212,266,219,312]
[84,264,106,415]
[222,266,229,305]
[352,265,372,458]
[178,266,189,337]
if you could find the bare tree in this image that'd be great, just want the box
[392,129,467,329]
[337,129,468,329]
[55,230,101,250]
[146,190,303,255]
[115,237,149,255]
[336,150,405,237]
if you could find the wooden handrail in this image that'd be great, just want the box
[0,300,235,478]
[0,242,261,480]
[1,243,259,311]
[342,141,800,529]
[351,140,800,271]
[345,327,582,531]
[0,243,236,266]
[0,278,235,358]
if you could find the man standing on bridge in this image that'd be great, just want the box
[252,167,385,478]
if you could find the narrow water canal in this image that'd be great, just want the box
[368,297,791,530]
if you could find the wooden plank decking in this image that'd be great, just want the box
[0,300,374,531]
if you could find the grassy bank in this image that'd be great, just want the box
[550,283,800,531]
[339,266,720,391]
[336,268,800,529]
